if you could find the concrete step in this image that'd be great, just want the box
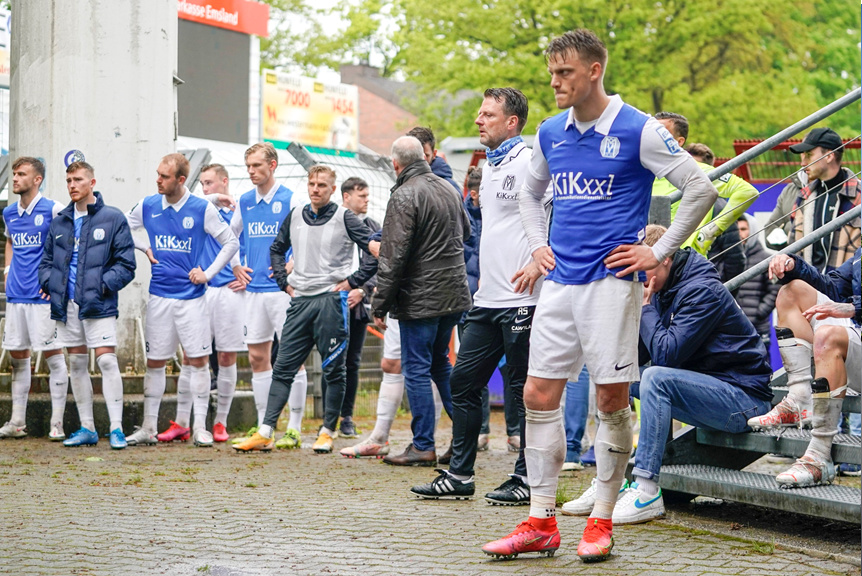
[770,386,861,413]
[696,428,862,465]
[659,464,861,524]
[0,391,257,437]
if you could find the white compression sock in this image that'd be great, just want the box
[174,365,193,428]
[69,354,95,431]
[96,353,124,431]
[287,369,307,431]
[143,366,167,433]
[251,370,272,428]
[807,388,844,461]
[190,364,210,432]
[592,407,634,519]
[779,335,813,405]
[370,372,404,444]
[215,363,237,426]
[432,380,443,427]
[9,358,31,426]
[524,407,566,519]
[46,354,69,425]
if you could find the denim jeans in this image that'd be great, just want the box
[631,366,771,480]
[399,312,461,452]
[565,366,590,462]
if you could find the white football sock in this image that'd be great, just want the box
[592,407,633,519]
[320,426,334,437]
[635,475,660,497]
[779,336,813,405]
[143,366,166,434]
[251,370,272,428]
[96,353,124,431]
[189,364,210,432]
[215,363,237,426]
[524,407,565,519]
[370,372,404,444]
[9,357,31,426]
[69,354,95,432]
[287,369,307,431]
[258,424,273,439]
[807,391,843,461]
[46,353,68,425]
[174,365,193,428]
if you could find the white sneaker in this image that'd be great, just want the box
[560,477,628,516]
[193,429,214,447]
[562,460,584,472]
[776,454,836,488]
[0,421,27,439]
[48,422,66,442]
[612,483,665,525]
[126,428,158,446]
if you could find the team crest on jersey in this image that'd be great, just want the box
[93,228,105,241]
[34,214,44,226]
[183,217,194,229]
[600,136,620,159]
[503,175,516,191]
[272,201,283,214]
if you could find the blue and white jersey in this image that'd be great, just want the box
[3,194,62,304]
[532,95,687,284]
[67,209,87,300]
[202,206,239,288]
[231,183,296,293]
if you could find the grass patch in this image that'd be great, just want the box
[125,475,143,486]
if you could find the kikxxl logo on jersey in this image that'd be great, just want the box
[154,235,192,253]
[248,222,279,237]
[10,231,41,247]
[552,172,615,200]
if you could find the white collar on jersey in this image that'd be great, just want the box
[255,181,280,204]
[17,192,44,217]
[565,94,623,135]
[162,186,192,211]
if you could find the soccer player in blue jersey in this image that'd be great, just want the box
[1,157,68,440]
[482,29,718,562]
[38,161,136,449]
[228,143,308,448]
[124,154,238,448]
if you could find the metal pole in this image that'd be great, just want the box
[723,204,860,292]
[667,87,862,204]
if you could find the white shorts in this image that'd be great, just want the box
[528,276,642,384]
[243,291,291,345]
[57,300,117,349]
[3,302,59,351]
[812,292,861,394]
[383,314,400,360]
[145,295,212,361]
[206,286,246,353]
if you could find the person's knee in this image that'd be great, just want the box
[218,352,236,366]
[813,325,848,362]
[187,356,208,368]
[381,358,400,374]
[147,358,167,369]
[776,280,814,311]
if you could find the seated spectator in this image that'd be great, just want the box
[735,214,780,363]
[748,248,860,487]
[561,225,772,524]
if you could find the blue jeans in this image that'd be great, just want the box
[399,312,460,452]
[631,366,771,480]
[565,366,590,462]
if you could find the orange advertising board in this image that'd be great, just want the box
[177,0,269,37]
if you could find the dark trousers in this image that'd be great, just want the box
[449,306,532,478]
[321,314,368,419]
[265,291,350,432]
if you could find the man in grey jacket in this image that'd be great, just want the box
[372,136,472,466]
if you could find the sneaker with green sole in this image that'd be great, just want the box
[275,428,302,449]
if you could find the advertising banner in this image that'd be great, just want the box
[261,69,359,152]
[177,0,269,37]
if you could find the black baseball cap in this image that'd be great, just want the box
[789,127,843,153]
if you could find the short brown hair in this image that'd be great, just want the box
[245,142,279,165]
[545,29,607,70]
[655,112,689,141]
[308,164,336,182]
[466,165,482,191]
[13,156,46,180]
[161,153,190,180]
[686,143,715,166]
[66,161,94,177]
[407,126,435,150]
[341,177,368,195]
[201,163,229,180]
[644,224,667,247]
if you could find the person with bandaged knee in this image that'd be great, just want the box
[752,247,861,487]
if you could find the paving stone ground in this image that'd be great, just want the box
[0,414,859,576]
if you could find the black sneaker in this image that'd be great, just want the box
[484,475,530,506]
[410,469,475,500]
[338,417,358,439]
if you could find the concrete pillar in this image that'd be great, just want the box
[10,1,177,369]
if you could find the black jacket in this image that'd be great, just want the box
[735,234,779,334]
[372,160,472,320]
[38,192,136,322]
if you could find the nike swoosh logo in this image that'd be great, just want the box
[102,335,111,340]
[56,235,63,239]
[151,213,162,218]
[523,536,542,545]
[202,345,210,350]
[7,218,18,223]
[633,493,662,509]
[552,141,565,149]
[514,316,530,324]
[614,362,633,371]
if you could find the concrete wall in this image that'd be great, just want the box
[10,0,178,368]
